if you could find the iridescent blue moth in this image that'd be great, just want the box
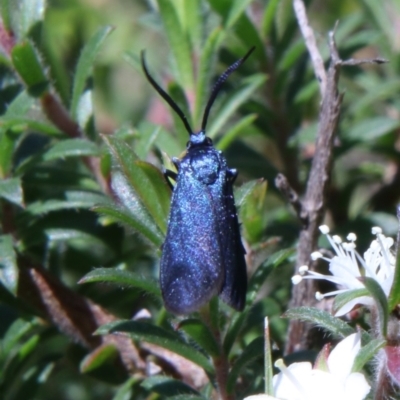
[141,48,254,314]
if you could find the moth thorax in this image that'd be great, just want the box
[190,150,220,185]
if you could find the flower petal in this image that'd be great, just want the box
[328,333,360,380]
[343,373,371,400]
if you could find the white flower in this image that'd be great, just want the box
[243,333,370,400]
[292,225,395,316]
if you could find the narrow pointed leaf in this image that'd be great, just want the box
[141,376,201,397]
[0,178,23,207]
[43,138,101,161]
[208,74,266,139]
[0,235,18,294]
[247,248,295,304]
[11,41,48,97]
[264,318,274,395]
[227,336,264,393]
[261,0,280,38]
[283,307,356,339]
[223,311,248,355]
[333,288,369,315]
[226,0,254,29]
[79,267,161,298]
[24,191,108,216]
[352,338,385,373]
[156,0,194,89]
[104,135,169,233]
[2,319,37,358]
[194,27,223,125]
[96,320,213,373]
[71,26,113,119]
[389,215,400,310]
[216,114,257,151]
[178,318,220,357]
[80,344,118,373]
[93,203,163,247]
[362,276,388,337]
[112,377,139,400]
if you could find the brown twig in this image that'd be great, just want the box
[283,4,386,353]
[293,0,326,96]
[275,173,304,224]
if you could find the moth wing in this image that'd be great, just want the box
[218,176,247,311]
[160,174,224,314]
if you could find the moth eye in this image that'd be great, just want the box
[205,137,213,145]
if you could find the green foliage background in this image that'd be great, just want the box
[0,0,399,399]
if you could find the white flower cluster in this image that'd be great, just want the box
[292,225,395,315]
[243,333,370,400]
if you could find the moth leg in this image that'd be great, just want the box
[172,157,180,170]
[163,169,178,190]
[163,158,180,190]
[227,168,238,183]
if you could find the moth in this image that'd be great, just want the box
[141,48,254,314]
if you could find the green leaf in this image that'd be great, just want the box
[225,0,254,29]
[0,234,18,295]
[362,0,393,45]
[80,344,118,373]
[216,114,257,151]
[156,0,194,89]
[94,202,163,247]
[79,267,161,298]
[247,248,295,304]
[3,90,35,118]
[0,0,12,31]
[1,319,37,361]
[24,191,108,216]
[264,318,274,395]
[194,27,223,126]
[0,118,61,136]
[135,125,161,160]
[141,376,201,397]
[277,39,306,72]
[183,0,203,51]
[235,179,262,207]
[333,288,369,315]
[352,338,385,373]
[103,135,170,234]
[362,276,388,337]
[261,0,280,38]
[112,377,140,400]
[0,177,23,207]
[223,311,248,356]
[207,73,266,139]
[96,320,213,373]
[239,178,268,243]
[0,129,14,178]
[389,230,400,310]
[11,41,48,97]
[169,396,206,400]
[346,117,400,142]
[283,307,356,338]
[178,318,220,357]
[227,336,264,393]
[42,138,101,161]
[18,0,46,37]
[70,26,113,120]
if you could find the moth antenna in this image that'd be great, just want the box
[141,51,193,136]
[201,46,255,132]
